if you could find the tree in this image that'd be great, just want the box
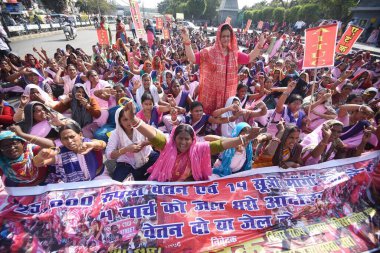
[203,0,220,23]
[286,5,301,24]
[272,7,285,23]
[262,7,275,21]
[298,4,320,24]
[41,0,67,13]
[75,0,116,15]
[158,0,170,14]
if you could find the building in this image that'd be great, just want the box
[217,0,238,27]
[350,0,380,30]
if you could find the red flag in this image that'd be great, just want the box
[335,25,364,55]
[129,0,146,39]
[96,29,109,46]
[156,17,163,30]
[302,24,338,69]
[163,28,170,40]
[244,19,252,34]
[225,17,231,25]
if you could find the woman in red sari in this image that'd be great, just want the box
[182,23,264,114]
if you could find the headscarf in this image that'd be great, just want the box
[113,108,152,168]
[301,120,343,148]
[351,70,373,89]
[221,96,240,137]
[142,60,152,74]
[198,23,239,114]
[136,75,160,108]
[162,70,173,90]
[213,122,253,177]
[23,84,54,105]
[147,125,212,182]
[71,83,94,128]
[18,101,58,136]
[0,131,38,184]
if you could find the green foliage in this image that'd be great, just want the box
[272,7,285,23]
[299,4,320,24]
[75,0,116,15]
[262,7,275,21]
[244,0,357,24]
[41,0,67,13]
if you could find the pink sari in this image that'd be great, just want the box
[147,126,212,182]
[198,23,239,114]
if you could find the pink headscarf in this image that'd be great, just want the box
[147,125,212,182]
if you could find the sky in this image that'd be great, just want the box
[115,0,262,9]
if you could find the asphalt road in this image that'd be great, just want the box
[11,27,124,57]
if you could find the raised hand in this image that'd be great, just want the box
[78,142,95,155]
[19,95,30,107]
[321,124,332,142]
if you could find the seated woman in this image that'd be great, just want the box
[54,64,85,98]
[17,101,68,142]
[164,79,193,111]
[0,90,15,128]
[34,123,107,183]
[85,70,112,127]
[135,73,162,108]
[332,83,353,109]
[219,96,267,137]
[105,108,159,181]
[253,123,303,169]
[267,81,307,135]
[301,120,345,165]
[122,101,260,182]
[303,88,337,132]
[162,70,174,91]
[337,104,378,154]
[94,83,128,142]
[136,93,171,128]
[212,122,254,177]
[53,84,101,138]
[0,129,55,187]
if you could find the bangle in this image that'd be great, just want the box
[131,119,140,128]
[133,119,143,129]
[183,41,191,46]
[239,135,245,145]
[283,92,290,96]
[29,136,37,144]
[118,148,123,155]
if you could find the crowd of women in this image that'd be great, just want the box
[0,21,379,188]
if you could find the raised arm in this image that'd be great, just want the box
[248,33,265,63]
[181,28,196,63]
[275,81,296,114]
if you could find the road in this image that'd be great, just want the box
[11,27,128,57]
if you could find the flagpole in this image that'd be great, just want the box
[307,68,318,120]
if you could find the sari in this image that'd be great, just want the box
[46,138,104,183]
[198,23,240,114]
[340,120,378,148]
[0,131,47,186]
[136,106,162,128]
[221,96,240,137]
[19,101,59,139]
[147,126,212,182]
[213,122,253,177]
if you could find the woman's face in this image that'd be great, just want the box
[288,99,302,113]
[27,73,39,84]
[30,88,40,101]
[191,105,203,120]
[341,86,353,95]
[350,96,363,105]
[114,86,125,101]
[300,74,306,82]
[142,76,151,89]
[88,72,99,84]
[0,139,24,160]
[28,55,36,65]
[60,129,83,152]
[237,87,248,99]
[220,29,231,49]
[264,79,273,89]
[284,130,300,150]
[145,63,152,73]
[67,66,77,77]
[329,124,343,141]
[142,99,154,112]
[75,87,86,99]
[166,73,173,84]
[316,90,327,100]
[119,111,133,131]
[175,131,193,153]
[171,82,181,95]
[0,60,10,71]
[116,57,124,66]
[176,70,183,78]
[33,105,47,122]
